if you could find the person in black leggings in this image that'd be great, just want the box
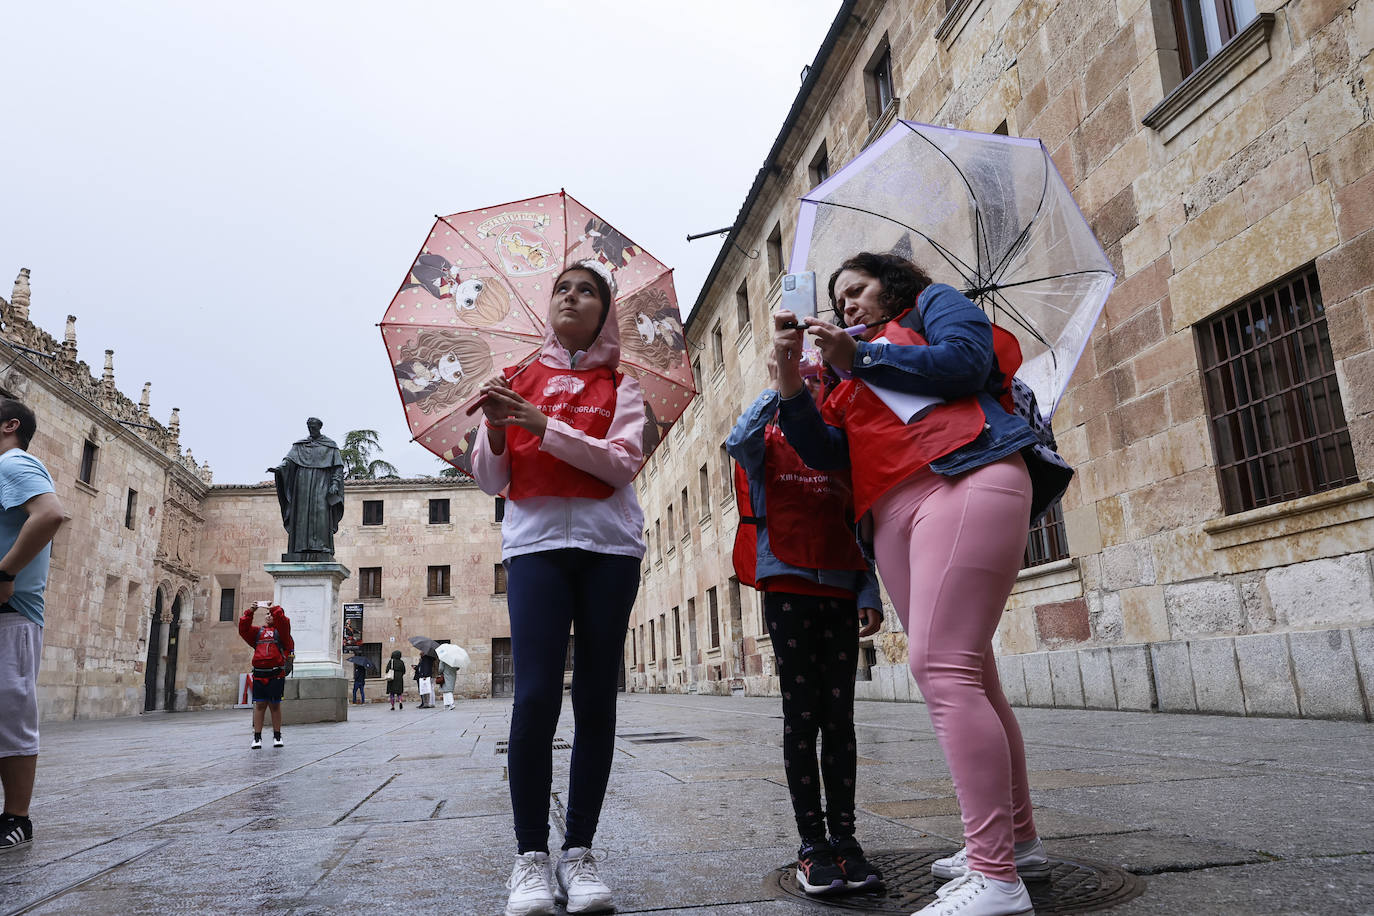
[471,260,647,916]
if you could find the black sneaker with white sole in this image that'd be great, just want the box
[0,814,33,853]
[831,835,883,890]
[796,841,846,895]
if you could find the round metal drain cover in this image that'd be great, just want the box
[766,849,1146,914]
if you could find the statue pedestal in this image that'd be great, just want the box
[265,561,351,724]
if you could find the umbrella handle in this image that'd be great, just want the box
[463,360,536,416]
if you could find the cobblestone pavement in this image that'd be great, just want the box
[2,695,1371,915]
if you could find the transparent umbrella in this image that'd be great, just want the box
[790,121,1117,413]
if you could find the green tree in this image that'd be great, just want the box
[436,457,462,478]
[341,429,400,480]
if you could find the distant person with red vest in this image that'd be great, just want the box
[775,253,1061,916]
[726,351,884,897]
[238,603,294,750]
[472,259,645,916]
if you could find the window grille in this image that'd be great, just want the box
[429,499,450,524]
[362,500,384,526]
[1197,265,1358,514]
[1024,499,1069,568]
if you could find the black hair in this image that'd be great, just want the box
[0,399,37,449]
[826,252,934,325]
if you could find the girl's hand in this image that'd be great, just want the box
[803,316,858,372]
[482,385,548,438]
[858,606,883,638]
[772,311,804,397]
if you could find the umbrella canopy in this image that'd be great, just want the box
[790,121,1116,413]
[346,655,378,671]
[408,636,440,657]
[381,190,697,476]
[435,643,471,670]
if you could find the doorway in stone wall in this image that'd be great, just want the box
[162,593,182,711]
[144,589,163,712]
[491,637,513,697]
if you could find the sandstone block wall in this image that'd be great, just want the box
[627,0,1374,720]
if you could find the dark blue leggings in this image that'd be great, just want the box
[506,549,640,853]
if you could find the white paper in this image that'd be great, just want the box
[864,335,944,423]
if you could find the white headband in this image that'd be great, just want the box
[570,258,617,299]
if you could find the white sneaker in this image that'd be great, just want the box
[272,735,284,748]
[932,837,1050,880]
[554,846,613,913]
[504,851,555,916]
[912,870,1034,916]
[250,736,262,750]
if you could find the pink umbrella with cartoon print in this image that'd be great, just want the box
[380,190,697,476]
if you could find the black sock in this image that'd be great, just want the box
[273,731,282,739]
[253,732,262,739]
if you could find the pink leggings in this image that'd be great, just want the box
[871,455,1035,883]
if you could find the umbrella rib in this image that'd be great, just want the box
[436,215,549,331]
[980,268,1118,293]
[616,264,673,303]
[622,359,698,393]
[980,285,1053,350]
[905,124,992,285]
[988,142,1054,284]
[808,201,980,281]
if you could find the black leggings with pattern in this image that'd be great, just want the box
[764,591,860,843]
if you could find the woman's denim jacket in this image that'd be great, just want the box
[777,284,1040,478]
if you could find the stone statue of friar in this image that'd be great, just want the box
[269,417,346,562]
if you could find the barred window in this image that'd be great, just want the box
[1024,499,1070,568]
[428,499,450,524]
[1198,266,1358,514]
[493,563,507,595]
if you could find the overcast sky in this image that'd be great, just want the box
[2,1,840,483]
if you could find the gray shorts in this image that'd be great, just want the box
[0,614,42,757]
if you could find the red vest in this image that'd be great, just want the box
[731,426,868,589]
[824,317,987,517]
[505,360,620,501]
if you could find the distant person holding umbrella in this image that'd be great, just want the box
[471,259,645,916]
[347,654,374,705]
[774,253,1065,916]
[383,650,406,710]
[436,643,470,710]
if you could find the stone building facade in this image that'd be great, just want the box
[191,478,508,706]
[3,270,509,721]
[627,0,1374,720]
[1,269,213,720]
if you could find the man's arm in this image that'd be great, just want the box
[0,492,64,605]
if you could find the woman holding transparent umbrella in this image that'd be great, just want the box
[774,252,1064,916]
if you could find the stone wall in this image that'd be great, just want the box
[191,478,507,707]
[2,271,211,721]
[626,0,1374,720]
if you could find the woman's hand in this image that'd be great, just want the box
[803,316,858,372]
[858,606,883,638]
[772,311,804,397]
[480,378,548,438]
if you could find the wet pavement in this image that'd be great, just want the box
[2,695,1371,915]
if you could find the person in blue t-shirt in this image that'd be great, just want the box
[0,399,66,853]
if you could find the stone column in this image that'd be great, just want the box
[264,561,351,723]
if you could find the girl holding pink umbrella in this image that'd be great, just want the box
[471,258,645,916]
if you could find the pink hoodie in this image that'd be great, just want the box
[470,287,647,561]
